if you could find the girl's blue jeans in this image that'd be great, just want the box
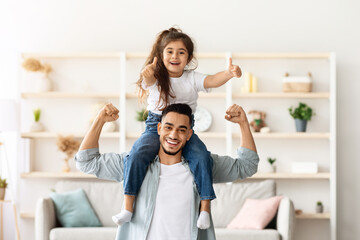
[123,111,216,200]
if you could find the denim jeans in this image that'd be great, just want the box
[123,111,216,200]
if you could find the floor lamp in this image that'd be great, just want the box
[0,99,20,240]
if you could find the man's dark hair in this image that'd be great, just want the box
[161,103,192,126]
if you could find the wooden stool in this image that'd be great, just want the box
[0,200,20,240]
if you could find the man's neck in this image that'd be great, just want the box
[158,149,182,165]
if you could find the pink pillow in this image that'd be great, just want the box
[227,196,283,230]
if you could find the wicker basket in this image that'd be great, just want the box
[282,82,312,92]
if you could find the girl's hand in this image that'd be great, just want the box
[141,57,157,85]
[227,58,242,78]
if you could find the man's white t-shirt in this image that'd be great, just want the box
[142,70,209,115]
[146,162,193,240]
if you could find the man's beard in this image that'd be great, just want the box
[161,143,184,156]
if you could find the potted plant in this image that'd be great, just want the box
[136,108,149,131]
[0,177,8,200]
[56,135,80,172]
[22,58,53,92]
[267,157,277,173]
[288,102,315,132]
[316,201,324,213]
[30,108,45,132]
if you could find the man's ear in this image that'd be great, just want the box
[157,122,162,134]
[187,129,193,141]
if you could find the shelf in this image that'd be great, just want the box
[21,92,120,99]
[249,172,330,179]
[21,91,330,100]
[232,92,330,99]
[248,132,330,139]
[296,212,330,219]
[21,132,120,139]
[20,172,97,179]
[20,212,35,219]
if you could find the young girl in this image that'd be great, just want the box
[112,27,242,229]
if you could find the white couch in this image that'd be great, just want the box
[35,179,295,240]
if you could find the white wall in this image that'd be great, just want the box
[1,0,359,239]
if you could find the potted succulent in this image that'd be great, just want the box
[136,108,149,132]
[267,157,277,173]
[0,177,8,200]
[30,108,45,132]
[288,102,315,132]
[316,201,324,213]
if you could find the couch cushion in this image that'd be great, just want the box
[227,196,283,230]
[212,180,276,228]
[50,188,102,227]
[50,227,117,240]
[55,180,123,227]
[215,228,280,240]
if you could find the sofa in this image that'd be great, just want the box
[35,179,295,240]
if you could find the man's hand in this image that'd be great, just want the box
[225,104,249,125]
[227,58,242,78]
[97,103,119,123]
[141,57,157,85]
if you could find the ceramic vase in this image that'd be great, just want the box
[316,204,323,213]
[30,122,44,132]
[0,188,5,200]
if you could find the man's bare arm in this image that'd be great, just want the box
[79,103,119,150]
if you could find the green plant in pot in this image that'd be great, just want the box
[316,201,324,213]
[0,177,8,200]
[288,102,315,132]
[30,108,45,132]
[267,157,276,172]
[136,109,149,131]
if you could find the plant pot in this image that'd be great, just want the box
[295,119,307,132]
[0,188,5,200]
[30,121,44,132]
[316,204,323,213]
[103,122,116,132]
[37,74,53,92]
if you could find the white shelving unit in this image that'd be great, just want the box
[18,52,336,240]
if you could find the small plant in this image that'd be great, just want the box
[288,102,314,121]
[33,108,41,122]
[0,177,8,188]
[267,157,276,165]
[136,109,149,122]
[317,201,323,206]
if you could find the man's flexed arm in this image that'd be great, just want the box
[212,104,259,183]
[79,103,119,150]
[225,104,256,152]
[75,103,124,182]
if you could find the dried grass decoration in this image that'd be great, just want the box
[56,135,80,172]
[22,58,53,91]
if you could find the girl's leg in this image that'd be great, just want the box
[182,132,215,229]
[113,111,161,225]
[183,133,216,201]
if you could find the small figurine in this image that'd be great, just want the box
[248,110,269,133]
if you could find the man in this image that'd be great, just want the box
[75,103,259,240]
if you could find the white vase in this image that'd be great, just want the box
[37,74,52,92]
[30,122,44,132]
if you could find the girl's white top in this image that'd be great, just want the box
[142,70,209,115]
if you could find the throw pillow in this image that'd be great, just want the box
[50,188,102,227]
[227,195,283,230]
